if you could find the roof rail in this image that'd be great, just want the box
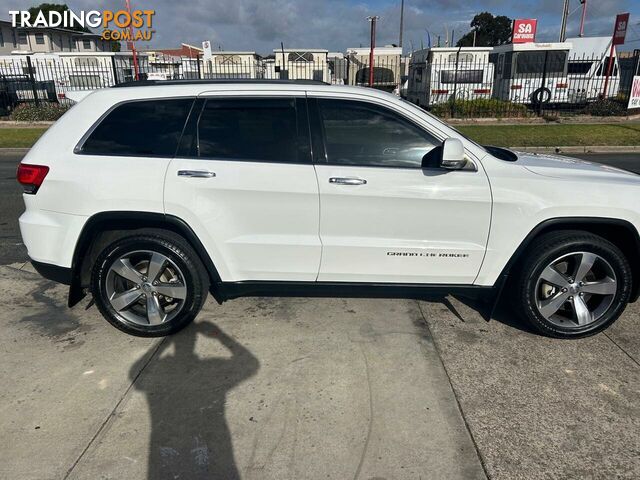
[112,78,330,88]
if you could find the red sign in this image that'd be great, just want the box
[512,19,537,43]
[613,13,630,45]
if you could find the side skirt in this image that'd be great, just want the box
[215,280,496,306]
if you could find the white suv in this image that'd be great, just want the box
[17,80,640,338]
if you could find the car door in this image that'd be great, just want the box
[311,96,492,284]
[164,93,321,282]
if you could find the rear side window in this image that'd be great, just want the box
[196,97,310,163]
[80,99,193,156]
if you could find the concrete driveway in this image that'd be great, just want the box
[0,264,485,480]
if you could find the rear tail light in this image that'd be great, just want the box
[17,163,49,194]
[432,89,449,94]
[57,93,66,99]
[511,85,523,90]
[473,89,491,94]
[556,83,568,89]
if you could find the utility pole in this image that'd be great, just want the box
[579,0,588,37]
[367,16,379,87]
[559,0,570,42]
[125,0,140,80]
[399,0,404,48]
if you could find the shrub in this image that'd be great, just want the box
[9,102,69,122]
[430,98,530,119]
[582,99,626,117]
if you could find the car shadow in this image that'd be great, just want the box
[448,293,540,335]
[130,320,259,479]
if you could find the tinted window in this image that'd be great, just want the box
[197,98,308,163]
[568,61,593,75]
[440,69,483,84]
[596,58,618,77]
[547,51,568,74]
[81,99,193,156]
[318,99,439,168]
[516,51,567,75]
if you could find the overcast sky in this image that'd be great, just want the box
[2,0,640,54]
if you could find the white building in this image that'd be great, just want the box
[204,51,261,79]
[346,46,402,91]
[406,47,494,107]
[566,36,620,101]
[267,48,329,82]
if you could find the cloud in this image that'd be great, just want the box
[5,0,638,53]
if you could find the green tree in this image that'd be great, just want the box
[456,12,513,47]
[27,3,90,32]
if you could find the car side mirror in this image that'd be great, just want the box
[440,138,466,170]
[421,138,466,170]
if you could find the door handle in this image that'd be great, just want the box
[329,177,367,185]
[177,170,216,178]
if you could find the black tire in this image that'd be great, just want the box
[531,87,552,105]
[515,230,632,339]
[91,233,209,337]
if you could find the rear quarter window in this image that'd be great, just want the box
[79,98,194,156]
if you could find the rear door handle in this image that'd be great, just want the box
[177,170,216,178]
[329,177,367,185]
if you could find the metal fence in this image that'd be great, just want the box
[1,52,639,119]
[406,53,639,118]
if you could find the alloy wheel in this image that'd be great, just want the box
[534,251,618,328]
[105,250,188,327]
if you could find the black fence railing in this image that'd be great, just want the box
[406,53,638,118]
[0,53,638,119]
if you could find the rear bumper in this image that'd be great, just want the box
[18,208,88,268]
[31,260,72,285]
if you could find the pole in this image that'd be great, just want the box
[559,0,570,42]
[26,56,39,106]
[125,0,139,80]
[280,42,286,79]
[450,46,462,118]
[579,0,588,37]
[367,16,379,87]
[602,41,616,98]
[399,0,404,48]
[473,29,477,47]
[111,55,119,85]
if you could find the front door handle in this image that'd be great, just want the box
[329,177,367,185]
[177,170,216,178]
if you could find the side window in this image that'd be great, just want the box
[80,99,193,156]
[317,99,439,168]
[197,97,309,163]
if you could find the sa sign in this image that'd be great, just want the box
[512,19,537,44]
[613,13,630,46]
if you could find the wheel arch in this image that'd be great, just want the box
[499,217,640,303]
[69,211,223,307]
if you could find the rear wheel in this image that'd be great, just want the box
[516,231,632,338]
[91,233,209,337]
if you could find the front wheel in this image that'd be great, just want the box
[516,231,632,338]
[91,233,209,337]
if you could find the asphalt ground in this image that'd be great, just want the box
[1,150,639,479]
